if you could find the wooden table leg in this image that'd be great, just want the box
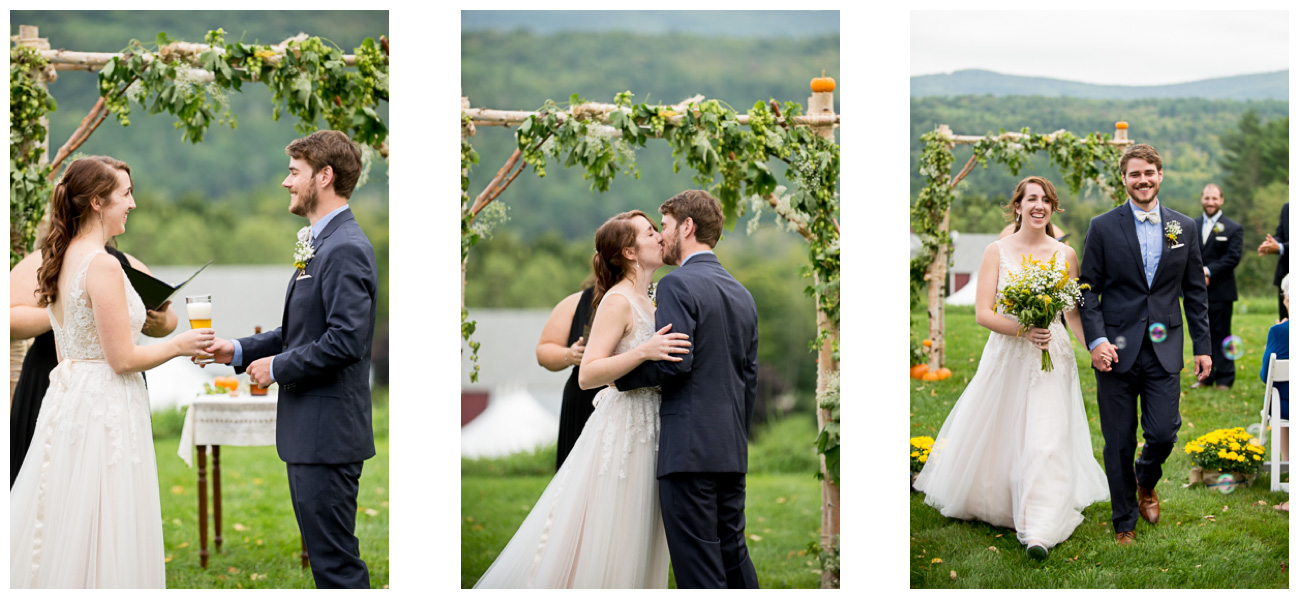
[301,536,310,569]
[197,445,209,569]
[213,445,223,552]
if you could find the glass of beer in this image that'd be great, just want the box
[186,294,214,364]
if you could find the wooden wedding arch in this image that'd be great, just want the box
[462,82,841,587]
[9,24,388,393]
[912,123,1134,371]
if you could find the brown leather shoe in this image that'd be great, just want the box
[1138,486,1160,524]
[1115,530,1136,545]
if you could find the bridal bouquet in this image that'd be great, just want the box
[996,252,1087,371]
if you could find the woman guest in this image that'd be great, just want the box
[1260,274,1289,512]
[10,245,177,487]
[537,281,605,470]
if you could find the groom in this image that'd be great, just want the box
[205,130,378,587]
[1079,144,1212,545]
[615,190,760,589]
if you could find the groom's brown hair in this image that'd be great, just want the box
[286,130,363,199]
[1120,144,1163,174]
[660,190,723,247]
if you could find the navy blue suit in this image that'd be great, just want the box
[236,209,377,588]
[1273,203,1289,319]
[615,252,759,588]
[1080,202,1211,532]
[1196,214,1243,387]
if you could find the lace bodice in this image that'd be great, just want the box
[606,288,656,356]
[47,251,146,361]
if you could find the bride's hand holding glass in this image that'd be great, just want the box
[638,324,692,362]
[171,327,215,359]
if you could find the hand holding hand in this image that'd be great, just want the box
[1091,342,1118,372]
[194,337,235,367]
[1194,355,1213,381]
[1258,234,1281,256]
[247,356,274,388]
[1024,326,1052,351]
[640,324,691,362]
[566,337,586,367]
[173,328,215,359]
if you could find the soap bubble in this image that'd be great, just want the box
[1221,336,1245,361]
[1115,336,1128,350]
[1148,323,1167,343]
[1212,473,1238,494]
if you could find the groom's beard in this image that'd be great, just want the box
[1127,181,1160,206]
[661,236,682,266]
[290,184,319,217]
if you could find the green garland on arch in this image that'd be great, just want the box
[9,45,56,267]
[910,127,1127,290]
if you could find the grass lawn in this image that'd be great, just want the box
[910,303,1289,588]
[461,415,825,588]
[152,388,390,589]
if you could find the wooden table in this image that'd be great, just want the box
[178,395,308,569]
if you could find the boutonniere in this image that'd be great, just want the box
[1165,221,1184,249]
[293,226,315,271]
[1212,222,1225,235]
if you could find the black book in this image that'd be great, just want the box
[122,260,213,311]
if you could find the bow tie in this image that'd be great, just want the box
[1136,210,1160,224]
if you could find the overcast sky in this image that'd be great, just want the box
[911,10,1288,85]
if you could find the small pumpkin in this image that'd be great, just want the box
[936,367,953,380]
[811,70,836,94]
[910,364,930,379]
[1115,121,1129,130]
[922,339,932,347]
[922,371,940,382]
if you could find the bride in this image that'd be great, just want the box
[10,156,214,588]
[912,176,1109,560]
[474,209,690,588]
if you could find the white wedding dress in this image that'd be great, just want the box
[10,251,166,588]
[475,289,670,588]
[913,240,1109,548]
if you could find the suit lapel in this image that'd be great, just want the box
[1152,206,1178,287]
[279,209,354,334]
[1118,205,1149,291]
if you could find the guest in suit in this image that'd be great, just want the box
[536,283,604,470]
[616,190,760,588]
[1193,184,1243,390]
[205,131,378,588]
[1258,202,1289,319]
[1260,274,1289,512]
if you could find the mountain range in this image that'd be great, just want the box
[911,69,1288,101]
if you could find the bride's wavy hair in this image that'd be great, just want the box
[36,156,132,308]
[590,210,656,314]
[1006,175,1062,238]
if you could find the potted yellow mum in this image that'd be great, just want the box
[1183,427,1264,489]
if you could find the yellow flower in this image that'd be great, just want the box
[1229,442,1241,450]
[1218,450,1228,459]
[1237,455,1246,462]
[911,451,920,458]
[919,455,928,463]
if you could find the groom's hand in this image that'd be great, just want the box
[247,356,274,387]
[195,337,235,367]
[1193,355,1213,380]
[1090,343,1118,372]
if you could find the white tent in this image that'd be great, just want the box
[461,385,559,459]
[945,273,979,306]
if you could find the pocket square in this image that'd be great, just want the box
[1170,243,1185,249]
[296,272,313,281]
[1215,236,1228,241]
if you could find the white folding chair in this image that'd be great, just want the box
[1259,354,1290,492]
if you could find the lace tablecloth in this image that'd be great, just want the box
[177,395,278,467]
